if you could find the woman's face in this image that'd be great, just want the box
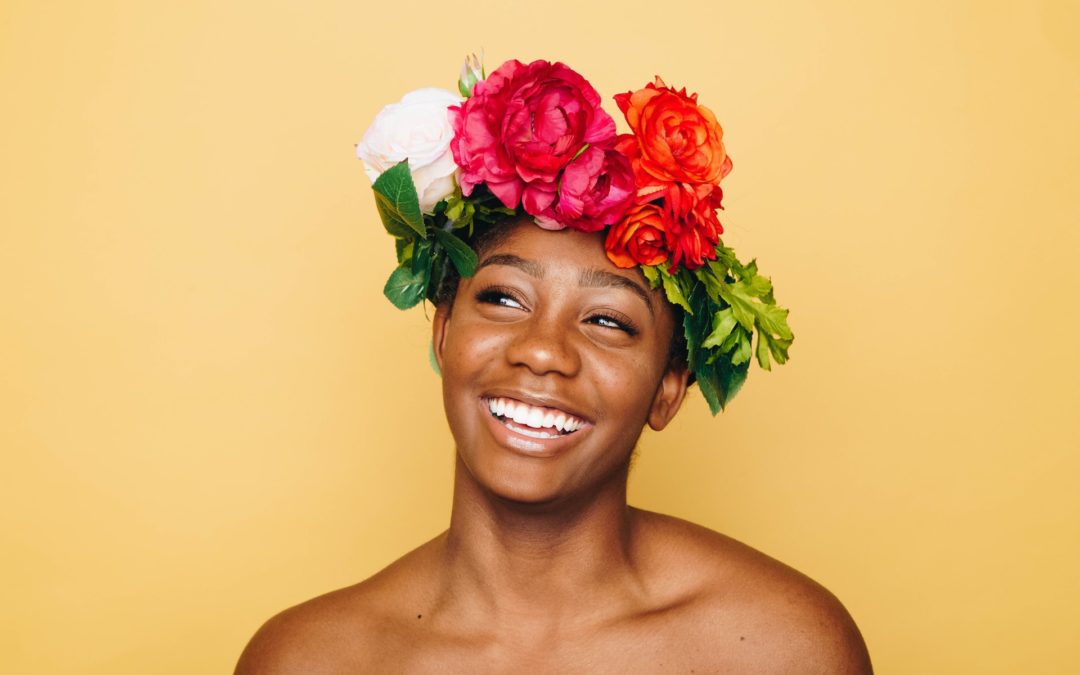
[433,219,689,506]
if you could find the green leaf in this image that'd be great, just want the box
[756,331,792,370]
[434,228,478,277]
[372,161,425,237]
[719,360,750,407]
[376,205,417,239]
[696,369,723,415]
[731,330,752,366]
[706,259,731,283]
[711,247,740,277]
[394,237,414,265]
[641,265,661,290]
[383,264,426,309]
[702,307,737,350]
[425,248,445,304]
[743,274,772,298]
[718,284,756,332]
[695,359,749,415]
[766,333,793,365]
[719,323,743,354]
[682,287,709,372]
[660,268,693,314]
[756,303,793,340]
[717,277,789,338]
[444,197,464,222]
[411,237,433,275]
[755,331,773,371]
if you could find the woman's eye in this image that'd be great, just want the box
[476,288,524,309]
[587,313,638,336]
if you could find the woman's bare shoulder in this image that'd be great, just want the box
[634,509,873,674]
[234,535,444,675]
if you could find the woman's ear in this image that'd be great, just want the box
[647,362,690,431]
[431,303,451,373]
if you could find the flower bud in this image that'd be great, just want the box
[457,52,484,98]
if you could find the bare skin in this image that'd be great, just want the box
[236,222,872,674]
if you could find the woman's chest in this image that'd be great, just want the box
[368,612,734,674]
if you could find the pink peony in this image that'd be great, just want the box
[533,146,635,233]
[449,59,617,213]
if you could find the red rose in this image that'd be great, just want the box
[614,77,732,187]
[605,202,672,268]
[449,59,617,212]
[533,146,635,233]
[661,182,725,270]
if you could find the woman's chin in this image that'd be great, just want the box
[468,458,572,507]
[457,447,629,512]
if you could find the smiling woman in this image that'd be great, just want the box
[435,220,687,507]
[234,56,872,673]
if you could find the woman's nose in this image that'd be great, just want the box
[503,312,582,378]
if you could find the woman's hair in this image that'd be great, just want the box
[435,216,690,376]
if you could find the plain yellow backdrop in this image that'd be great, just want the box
[2,0,1078,672]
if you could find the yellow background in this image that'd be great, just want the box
[2,1,1078,672]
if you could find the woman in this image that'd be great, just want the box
[236,57,872,673]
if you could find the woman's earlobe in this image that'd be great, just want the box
[647,364,690,431]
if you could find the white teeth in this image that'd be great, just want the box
[486,397,585,435]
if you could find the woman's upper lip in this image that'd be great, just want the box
[481,390,593,424]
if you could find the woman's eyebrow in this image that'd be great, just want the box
[476,253,545,278]
[579,268,654,317]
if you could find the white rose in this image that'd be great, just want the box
[356,88,462,214]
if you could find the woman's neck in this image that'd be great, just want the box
[434,456,645,626]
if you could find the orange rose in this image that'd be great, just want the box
[614,77,732,187]
[605,202,671,269]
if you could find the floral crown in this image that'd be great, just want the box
[357,55,792,414]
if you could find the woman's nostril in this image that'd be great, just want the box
[505,321,582,377]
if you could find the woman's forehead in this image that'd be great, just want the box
[480,221,637,280]
[474,221,668,316]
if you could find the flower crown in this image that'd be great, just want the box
[357,55,792,414]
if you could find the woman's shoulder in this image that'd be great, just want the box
[633,508,873,673]
[234,536,441,674]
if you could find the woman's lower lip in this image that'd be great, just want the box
[479,399,588,456]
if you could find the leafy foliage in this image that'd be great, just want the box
[375,161,516,308]
[643,243,794,414]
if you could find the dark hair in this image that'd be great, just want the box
[436,216,689,376]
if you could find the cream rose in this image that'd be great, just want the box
[356,88,462,214]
